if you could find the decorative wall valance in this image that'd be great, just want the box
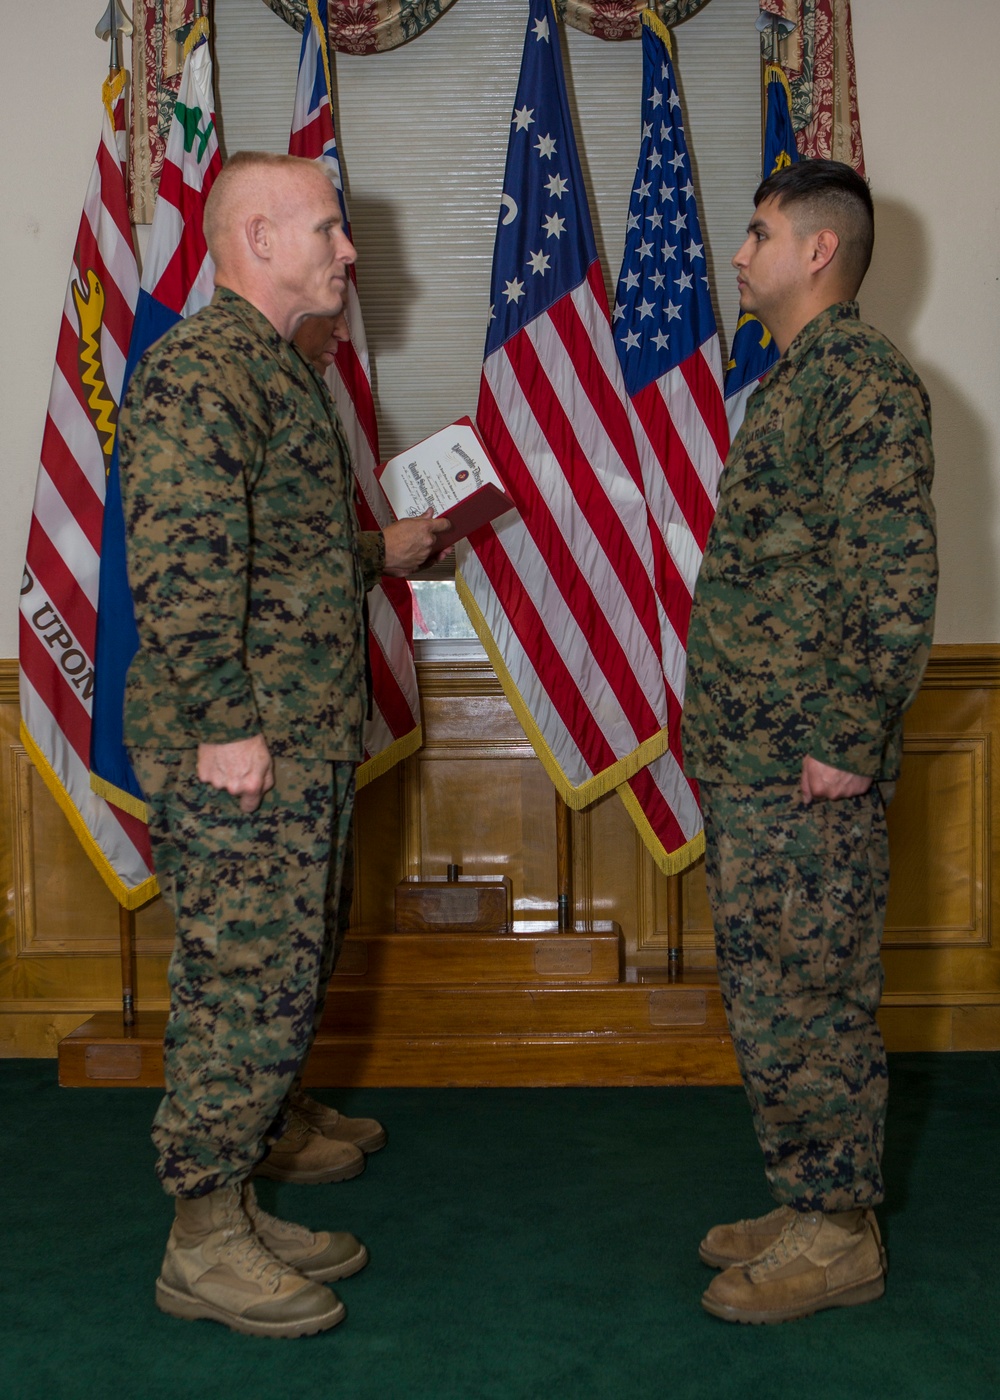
[261,0,712,50]
[760,0,864,172]
[127,0,863,219]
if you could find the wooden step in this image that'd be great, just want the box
[303,1032,739,1087]
[334,927,622,986]
[58,975,738,1088]
[319,981,728,1038]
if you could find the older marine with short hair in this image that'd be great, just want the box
[119,151,448,1337]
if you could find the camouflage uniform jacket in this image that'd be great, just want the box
[682,301,937,783]
[118,288,384,760]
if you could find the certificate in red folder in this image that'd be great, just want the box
[377,417,515,550]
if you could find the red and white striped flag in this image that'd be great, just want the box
[457,0,672,811]
[612,13,729,874]
[290,0,421,784]
[18,70,154,905]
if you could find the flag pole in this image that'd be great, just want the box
[757,11,793,154]
[108,1,119,72]
[666,875,682,982]
[119,907,138,1027]
[555,791,573,931]
[96,0,139,1027]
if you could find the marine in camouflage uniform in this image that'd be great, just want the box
[119,285,383,1197]
[682,163,936,1321]
[118,157,447,1338]
[685,300,936,1214]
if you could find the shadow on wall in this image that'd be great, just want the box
[862,196,997,642]
[344,194,419,446]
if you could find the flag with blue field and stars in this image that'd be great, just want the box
[612,7,729,875]
[457,0,676,817]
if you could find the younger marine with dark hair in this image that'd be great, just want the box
[683,159,937,1324]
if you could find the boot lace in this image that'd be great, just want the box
[747,1213,814,1281]
[216,1189,293,1291]
[242,1183,313,1246]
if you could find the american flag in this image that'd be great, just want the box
[612,10,728,874]
[289,0,421,783]
[18,70,154,906]
[723,61,798,439]
[457,0,673,810]
[89,29,221,876]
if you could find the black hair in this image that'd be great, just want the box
[754,158,875,293]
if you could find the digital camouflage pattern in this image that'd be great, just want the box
[701,782,889,1210]
[132,748,355,1197]
[119,288,378,1197]
[684,301,936,1213]
[118,286,384,761]
[683,301,936,784]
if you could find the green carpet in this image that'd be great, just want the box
[2,1055,998,1400]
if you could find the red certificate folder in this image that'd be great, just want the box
[376,416,515,550]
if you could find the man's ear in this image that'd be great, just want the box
[246,214,271,260]
[811,226,840,275]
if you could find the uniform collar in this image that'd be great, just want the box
[211,286,296,362]
[782,300,860,367]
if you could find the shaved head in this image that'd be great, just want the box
[203,150,356,340]
[204,151,334,271]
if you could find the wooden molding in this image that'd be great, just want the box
[921,644,1000,688]
[0,657,18,703]
[5,644,1000,1062]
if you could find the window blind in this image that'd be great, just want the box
[213,0,762,459]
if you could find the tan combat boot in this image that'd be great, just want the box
[156,1183,345,1337]
[255,1108,365,1184]
[290,1088,387,1154]
[701,1208,885,1325]
[243,1182,369,1283]
[699,1205,796,1268]
[700,1205,887,1272]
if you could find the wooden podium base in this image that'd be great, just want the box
[57,924,739,1089]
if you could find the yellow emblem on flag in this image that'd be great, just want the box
[72,269,117,461]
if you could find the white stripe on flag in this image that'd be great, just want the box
[485,339,670,726]
[28,472,102,609]
[20,672,153,887]
[367,587,420,712]
[456,539,593,784]
[48,366,108,501]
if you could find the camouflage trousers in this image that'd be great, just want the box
[131,748,356,1198]
[700,781,889,1212]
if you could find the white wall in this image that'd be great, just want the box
[1,4,112,661]
[2,1,998,658]
[852,2,1000,644]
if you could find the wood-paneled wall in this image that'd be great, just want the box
[3,645,999,1058]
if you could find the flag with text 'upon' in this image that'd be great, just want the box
[89,31,221,866]
[457,0,673,812]
[289,0,421,785]
[18,71,155,907]
[612,9,729,875]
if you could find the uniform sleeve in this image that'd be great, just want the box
[357,529,386,592]
[811,372,937,775]
[119,346,263,743]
